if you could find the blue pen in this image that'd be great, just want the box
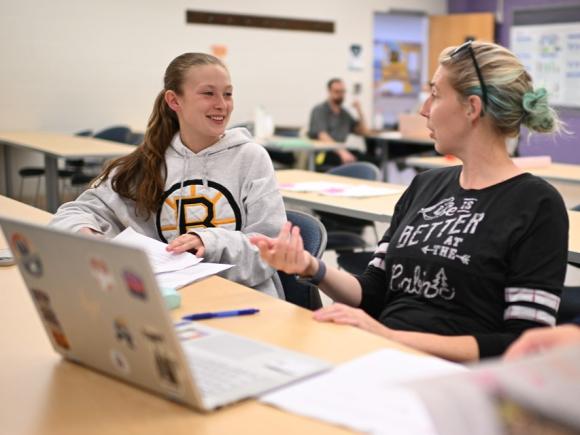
[182,308,260,321]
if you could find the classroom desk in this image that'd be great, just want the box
[276,169,405,222]
[0,131,135,213]
[366,131,434,180]
[0,196,416,435]
[405,155,580,185]
[260,136,357,171]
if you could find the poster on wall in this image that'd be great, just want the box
[373,40,422,97]
[348,44,364,71]
[511,23,580,108]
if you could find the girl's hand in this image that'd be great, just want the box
[78,227,103,237]
[250,221,314,276]
[166,232,205,257]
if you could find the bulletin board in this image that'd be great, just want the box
[510,5,580,108]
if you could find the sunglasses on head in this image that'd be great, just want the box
[450,40,488,115]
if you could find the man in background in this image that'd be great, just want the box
[308,78,370,169]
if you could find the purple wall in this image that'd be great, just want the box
[448,0,580,164]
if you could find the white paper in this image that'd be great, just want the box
[261,349,467,435]
[113,227,202,274]
[278,181,402,198]
[156,263,232,289]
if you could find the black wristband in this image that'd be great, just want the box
[297,258,326,286]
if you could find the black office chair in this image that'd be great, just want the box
[62,129,93,173]
[18,129,94,206]
[127,132,145,145]
[94,125,132,143]
[70,126,133,192]
[278,210,327,310]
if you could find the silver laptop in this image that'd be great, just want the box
[0,216,330,411]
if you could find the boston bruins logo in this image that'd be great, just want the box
[156,180,241,243]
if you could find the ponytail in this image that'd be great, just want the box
[96,90,179,216]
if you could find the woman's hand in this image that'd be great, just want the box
[250,221,315,276]
[313,303,392,338]
[166,232,205,257]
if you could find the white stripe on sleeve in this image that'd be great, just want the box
[505,287,561,311]
[504,305,556,326]
[368,242,388,271]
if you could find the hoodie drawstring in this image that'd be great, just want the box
[176,156,188,235]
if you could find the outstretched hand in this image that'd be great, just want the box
[249,221,314,276]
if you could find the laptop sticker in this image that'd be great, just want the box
[30,289,70,350]
[123,270,147,300]
[89,257,115,292]
[110,349,131,375]
[11,233,43,277]
[114,318,134,349]
[142,327,183,394]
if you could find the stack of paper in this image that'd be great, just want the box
[279,181,402,198]
[261,349,466,434]
[113,228,231,288]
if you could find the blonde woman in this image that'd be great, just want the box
[51,53,285,297]
[252,41,569,361]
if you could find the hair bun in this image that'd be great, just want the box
[523,88,548,112]
[522,88,556,133]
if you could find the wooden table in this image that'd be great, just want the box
[0,196,417,435]
[0,131,135,212]
[276,169,405,222]
[260,136,358,171]
[406,155,580,185]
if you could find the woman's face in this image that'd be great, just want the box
[170,64,233,142]
[420,66,470,155]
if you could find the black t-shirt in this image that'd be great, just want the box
[356,166,569,358]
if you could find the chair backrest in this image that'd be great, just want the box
[327,162,381,181]
[286,210,327,258]
[127,132,144,145]
[278,210,327,310]
[94,126,132,144]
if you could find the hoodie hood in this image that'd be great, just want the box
[169,127,253,159]
[166,127,254,225]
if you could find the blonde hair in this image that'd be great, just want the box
[96,53,227,216]
[439,41,563,137]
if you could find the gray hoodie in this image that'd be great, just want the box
[50,128,286,297]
